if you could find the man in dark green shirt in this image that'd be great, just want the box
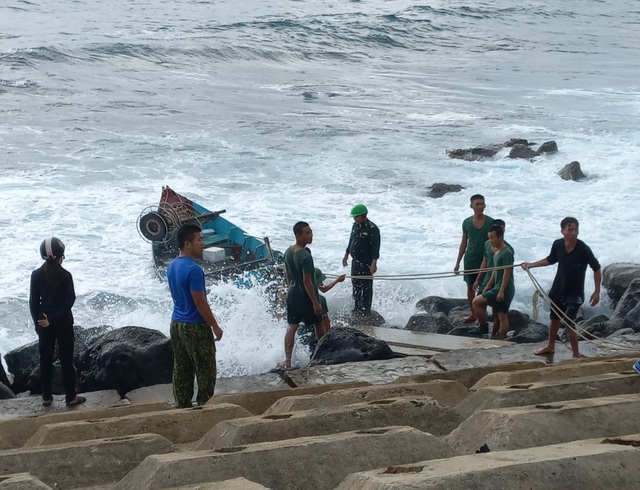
[342,204,381,316]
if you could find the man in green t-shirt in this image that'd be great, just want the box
[472,225,515,339]
[280,222,324,369]
[454,194,494,323]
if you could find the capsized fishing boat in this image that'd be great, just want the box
[137,186,284,282]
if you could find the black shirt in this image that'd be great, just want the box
[546,238,600,301]
[29,264,76,330]
[346,219,380,264]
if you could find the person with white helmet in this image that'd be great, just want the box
[29,237,85,406]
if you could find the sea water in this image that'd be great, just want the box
[1,0,639,375]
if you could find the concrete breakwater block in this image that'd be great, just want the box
[393,361,544,388]
[195,396,463,450]
[336,434,640,490]
[115,426,454,490]
[24,403,252,447]
[167,479,268,489]
[0,473,52,489]
[446,394,640,454]
[471,357,638,390]
[0,433,176,489]
[263,380,468,415]
[207,381,370,415]
[0,402,172,450]
[456,372,640,418]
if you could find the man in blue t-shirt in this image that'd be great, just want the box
[167,224,223,408]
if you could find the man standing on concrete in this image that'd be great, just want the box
[342,204,380,317]
[167,224,223,408]
[522,217,601,358]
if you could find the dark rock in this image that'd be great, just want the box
[575,314,610,339]
[507,310,531,333]
[0,355,10,389]
[446,145,502,161]
[416,296,468,316]
[78,326,173,397]
[605,279,640,336]
[504,138,531,147]
[26,361,68,395]
[4,341,40,395]
[508,144,539,159]
[427,183,464,199]
[510,321,549,343]
[0,381,14,400]
[405,312,452,334]
[73,325,110,364]
[447,306,474,328]
[310,326,394,366]
[603,263,640,304]
[347,310,385,327]
[447,326,485,338]
[538,140,558,154]
[558,161,586,181]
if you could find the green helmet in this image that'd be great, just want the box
[350,204,368,217]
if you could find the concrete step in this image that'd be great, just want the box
[167,480,268,489]
[336,434,640,490]
[23,403,252,447]
[0,434,176,489]
[114,426,454,490]
[446,393,640,454]
[456,371,640,418]
[263,380,468,415]
[0,473,52,489]
[195,396,463,450]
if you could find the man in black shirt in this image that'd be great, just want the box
[522,217,601,358]
[342,204,380,317]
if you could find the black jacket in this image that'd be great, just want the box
[29,264,76,330]
[346,219,381,264]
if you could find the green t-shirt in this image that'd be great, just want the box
[284,247,318,304]
[462,215,494,268]
[490,246,515,295]
[480,239,514,289]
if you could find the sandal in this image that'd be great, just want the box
[42,397,53,407]
[66,396,86,406]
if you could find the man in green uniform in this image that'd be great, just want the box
[280,222,324,369]
[342,204,381,316]
[472,225,515,339]
[454,194,494,323]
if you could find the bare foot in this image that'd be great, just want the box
[534,346,555,356]
[276,361,291,370]
[462,316,477,324]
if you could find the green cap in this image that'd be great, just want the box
[350,204,368,217]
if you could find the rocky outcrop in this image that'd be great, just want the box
[77,326,173,397]
[310,327,394,366]
[537,140,558,154]
[602,262,640,304]
[604,279,640,336]
[510,321,549,343]
[415,296,467,316]
[508,144,539,159]
[405,312,452,334]
[446,145,502,161]
[427,183,464,199]
[4,341,40,395]
[558,161,586,181]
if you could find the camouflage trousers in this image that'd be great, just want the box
[170,320,217,408]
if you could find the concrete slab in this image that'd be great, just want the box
[115,426,454,490]
[24,403,252,447]
[207,381,370,415]
[446,394,640,454]
[0,433,176,489]
[357,326,505,351]
[0,473,52,489]
[263,380,468,415]
[0,389,124,421]
[126,373,288,405]
[195,396,462,450]
[335,435,640,490]
[0,402,172,450]
[471,357,639,390]
[456,372,640,418]
[393,361,544,388]
[163,479,268,489]
[283,357,441,387]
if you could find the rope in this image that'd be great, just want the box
[324,263,522,281]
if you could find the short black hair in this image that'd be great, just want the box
[470,194,485,202]
[177,224,202,249]
[493,219,506,228]
[293,221,310,237]
[561,217,579,230]
[488,224,504,237]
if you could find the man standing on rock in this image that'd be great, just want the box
[454,194,494,323]
[167,224,223,408]
[342,204,380,317]
[522,217,601,358]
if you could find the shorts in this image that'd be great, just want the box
[550,296,583,323]
[463,258,482,286]
[482,289,513,314]
[464,272,479,286]
[287,296,322,326]
[319,295,328,314]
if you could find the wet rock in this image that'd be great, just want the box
[510,321,549,343]
[347,310,385,327]
[0,381,14,400]
[405,312,452,334]
[602,262,640,304]
[604,279,640,336]
[447,326,485,338]
[416,296,468,316]
[446,145,502,161]
[427,183,465,199]
[508,310,531,333]
[558,161,586,181]
[4,341,40,395]
[504,138,531,147]
[26,361,69,395]
[575,314,610,339]
[447,305,474,327]
[0,354,11,389]
[310,326,394,366]
[78,326,173,397]
[508,144,539,159]
[538,140,558,154]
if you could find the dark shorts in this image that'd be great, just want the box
[550,296,583,322]
[482,289,513,314]
[464,273,479,286]
[287,297,322,326]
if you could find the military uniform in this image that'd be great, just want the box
[346,219,380,315]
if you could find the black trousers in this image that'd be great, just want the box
[38,323,77,403]
[351,260,373,315]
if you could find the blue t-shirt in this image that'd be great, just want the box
[167,256,206,322]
